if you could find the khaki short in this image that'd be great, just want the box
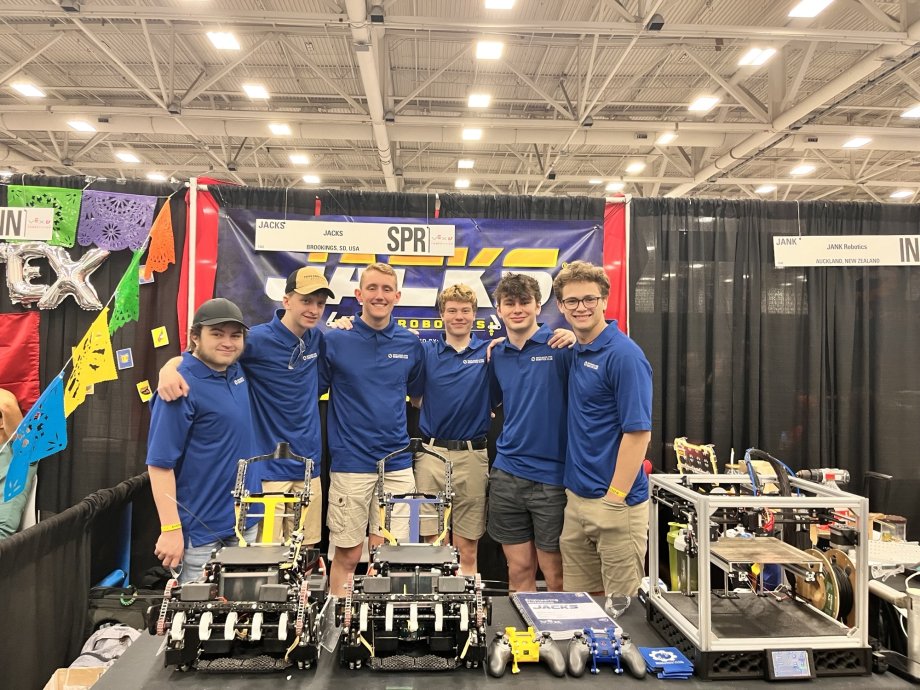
[414,444,489,540]
[258,477,323,545]
[560,490,649,595]
[327,468,415,548]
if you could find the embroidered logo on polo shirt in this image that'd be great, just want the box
[531,355,554,362]
[233,376,246,385]
[388,353,409,359]
[462,358,485,365]
[305,352,318,360]
[584,361,599,370]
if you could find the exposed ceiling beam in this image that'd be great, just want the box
[0,33,64,86]
[180,35,273,106]
[682,49,770,123]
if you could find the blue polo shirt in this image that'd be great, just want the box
[490,325,571,485]
[241,310,324,481]
[419,335,491,441]
[565,322,653,504]
[322,316,425,473]
[146,353,258,548]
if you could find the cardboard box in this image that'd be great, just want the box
[42,667,105,690]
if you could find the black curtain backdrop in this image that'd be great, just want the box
[0,176,187,515]
[630,197,920,537]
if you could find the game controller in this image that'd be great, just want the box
[487,627,566,677]
[619,632,647,679]
[567,628,646,679]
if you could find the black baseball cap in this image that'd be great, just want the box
[192,298,248,328]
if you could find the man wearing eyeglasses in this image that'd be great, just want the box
[157,267,334,547]
[553,260,652,598]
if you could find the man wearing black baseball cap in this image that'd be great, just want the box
[157,268,335,548]
[146,297,259,582]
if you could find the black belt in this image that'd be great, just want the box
[429,437,488,451]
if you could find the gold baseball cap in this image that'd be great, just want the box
[285,267,335,298]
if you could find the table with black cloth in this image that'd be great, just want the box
[95,596,912,689]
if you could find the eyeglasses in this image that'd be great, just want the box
[560,295,602,311]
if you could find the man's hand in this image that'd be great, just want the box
[154,529,185,570]
[548,328,576,349]
[486,336,506,362]
[330,315,355,330]
[157,361,190,401]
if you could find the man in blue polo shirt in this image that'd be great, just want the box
[147,298,259,584]
[488,273,572,592]
[323,262,425,596]
[414,283,492,575]
[156,267,335,547]
[553,260,652,597]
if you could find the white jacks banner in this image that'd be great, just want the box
[773,235,920,268]
[0,207,54,241]
[255,218,456,256]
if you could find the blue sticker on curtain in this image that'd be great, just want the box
[215,209,603,338]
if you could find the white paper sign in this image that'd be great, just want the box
[255,219,455,256]
[0,207,54,241]
[773,235,920,267]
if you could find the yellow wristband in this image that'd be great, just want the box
[607,486,628,498]
[160,522,182,533]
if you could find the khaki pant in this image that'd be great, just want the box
[257,477,323,545]
[414,444,489,540]
[327,468,415,548]
[560,490,649,595]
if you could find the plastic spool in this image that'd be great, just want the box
[224,611,238,640]
[826,548,856,626]
[198,611,213,641]
[251,612,263,641]
[278,612,288,641]
[170,611,186,642]
[793,549,839,619]
[383,603,392,632]
[459,602,469,631]
[434,603,444,632]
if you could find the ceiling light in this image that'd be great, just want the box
[68,120,96,132]
[147,172,167,181]
[207,31,240,50]
[605,182,625,192]
[243,83,269,99]
[462,128,483,141]
[788,0,834,18]
[755,184,777,194]
[688,95,720,113]
[484,0,515,8]
[625,161,646,174]
[11,82,45,98]
[890,190,912,199]
[458,159,475,169]
[303,174,320,184]
[468,93,491,108]
[698,217,714,223]
[900,104,920,118]
[790,163,816,176]
[738,47,777,67]
[0,169,13,177]
[289,153,310,165]
[116,151,140,163]
[655,131,678,145]
[455,178,470,188]
[589,178,603,184]
[475,40,504,60]
[269,123,291,136]
[842,136,871,148]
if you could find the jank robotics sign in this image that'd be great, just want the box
[773,235,920,267]
[255,218,455,257]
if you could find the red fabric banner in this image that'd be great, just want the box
[176,177,233,350]
[0,311,41,413]
[603,200,628,333]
